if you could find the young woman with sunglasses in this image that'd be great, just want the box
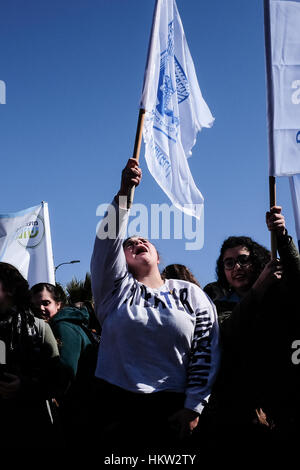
[203,206,300,455]
[90,158,220,454]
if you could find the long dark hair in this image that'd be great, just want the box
[161,264,201,288]
[216,236,271,290]
[30,282,67,308]
[0,262,30,311]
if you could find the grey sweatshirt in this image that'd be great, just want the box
[91,200,220,414]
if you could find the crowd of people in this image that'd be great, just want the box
[0,158,299,458]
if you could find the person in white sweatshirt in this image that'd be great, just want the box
[90,158,220,453]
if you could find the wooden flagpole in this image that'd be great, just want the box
[127,108,146,209]
[264,0,277,260]
[269,175,277,259]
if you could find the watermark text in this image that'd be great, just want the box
[96,200,204,250]
[103,453,197,466]
[291,340,300,364]
[0,80,6,104]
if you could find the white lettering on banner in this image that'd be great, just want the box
[291,80,300,105]
[0,80,6,104]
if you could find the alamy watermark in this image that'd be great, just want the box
[291,340,300,364]
[103,453,197,466]
[0,80,6,104]
[96,199,204,250]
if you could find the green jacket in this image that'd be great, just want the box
[49,306,92,380]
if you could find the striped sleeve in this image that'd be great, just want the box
[184,300,220,414]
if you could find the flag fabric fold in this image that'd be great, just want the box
[264,0,300,176]
[141,0,214,218]
[0,202,55,287]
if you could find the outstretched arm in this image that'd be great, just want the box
[266,205,286,237]
[115,158,142,206]
[266,205,300,286]
[90,159,142,321]
[251,206,286,300]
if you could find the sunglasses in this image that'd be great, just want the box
[223,254,252,270]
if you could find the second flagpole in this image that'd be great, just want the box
[269,175,277,259]
[264,0,277,260]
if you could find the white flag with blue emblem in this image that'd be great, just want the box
[289,175,300,251]
[140,0,214,219]
[265,0,300,176]
[0,202,55,287]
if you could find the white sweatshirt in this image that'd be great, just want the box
[91,200,220,414]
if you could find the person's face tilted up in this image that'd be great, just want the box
[123,237,160,277]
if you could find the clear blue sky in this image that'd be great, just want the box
[0,0,296,289]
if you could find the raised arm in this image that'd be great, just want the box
[90,159,142,319]
[266,205,300,285]
[252,206,300,299]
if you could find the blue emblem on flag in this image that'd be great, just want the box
[154,20,190,142]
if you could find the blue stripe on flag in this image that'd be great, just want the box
[0,204,41,219]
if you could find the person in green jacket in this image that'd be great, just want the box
[31,282,98,449]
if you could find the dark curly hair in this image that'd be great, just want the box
[216,236,271,290]
[0,262,30,311]
[30,282,67,308]
[161,264,201,288]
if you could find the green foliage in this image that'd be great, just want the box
[65,272,93,304]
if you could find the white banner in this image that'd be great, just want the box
[289,175,300,250]
[0,202,55,287]
[265,0,300,176]
[141,0,214,220]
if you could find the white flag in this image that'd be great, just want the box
[289,175,300,250]
[141,0,214,219]
[0,202,55,287]
[265,0,300,176]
